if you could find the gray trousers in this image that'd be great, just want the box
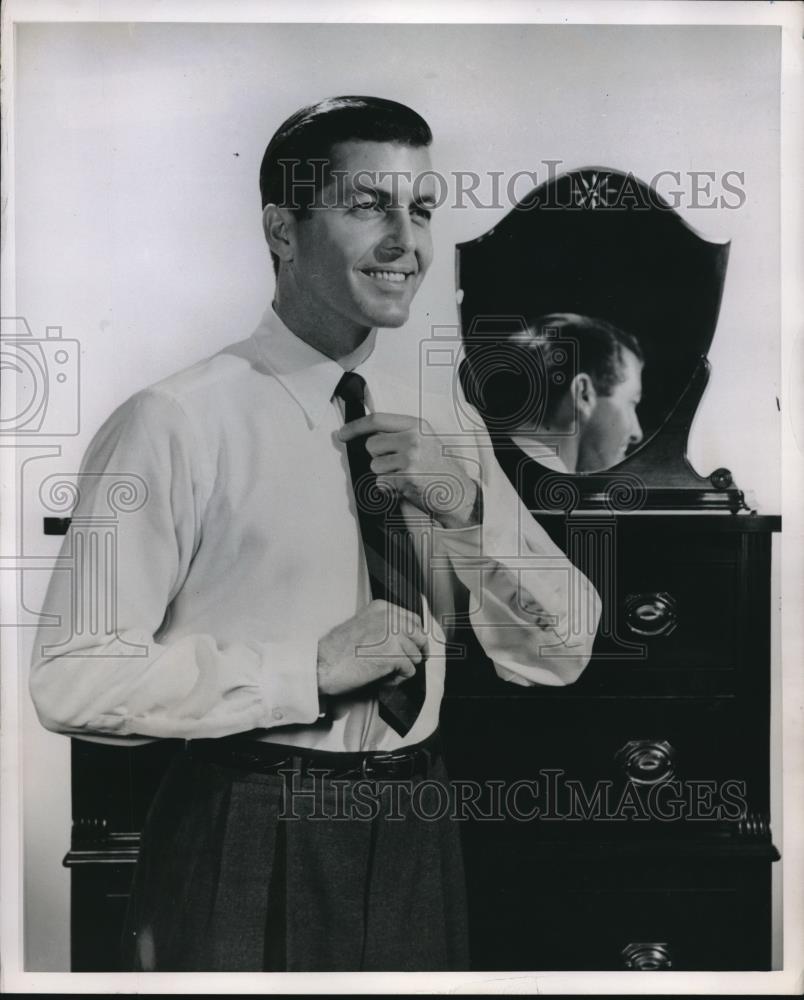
[122,747,469,971]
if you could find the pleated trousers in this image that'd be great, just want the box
[122,746,469,971]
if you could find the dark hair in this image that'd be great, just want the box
[259,96,432,274]
[463,312,643,432]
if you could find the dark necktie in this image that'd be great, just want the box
[334,371,426,735]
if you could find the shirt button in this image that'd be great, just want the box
[272,708,284,721]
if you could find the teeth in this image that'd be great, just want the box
[365,270,408,283]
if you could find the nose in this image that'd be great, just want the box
[378,208,417,259]
[630,415,644,446]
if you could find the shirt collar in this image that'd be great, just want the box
[510,434,570,473]
[250,304,379,428]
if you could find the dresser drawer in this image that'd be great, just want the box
[448,520,771,698]
[589,575,738,691]
[70,862,136,971]
[442,696,770,836]
[465,847,774,970]
[582,527,747,688]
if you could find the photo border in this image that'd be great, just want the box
[1,1,801,995]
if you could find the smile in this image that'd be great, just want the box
[360,269,413,284]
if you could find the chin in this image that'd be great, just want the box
[369,307,410,329]
[578,454,613,474]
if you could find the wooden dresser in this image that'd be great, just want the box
[441,510,780,971]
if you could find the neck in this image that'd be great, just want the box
[273,284,372,362]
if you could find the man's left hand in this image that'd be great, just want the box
[338,412,480,529]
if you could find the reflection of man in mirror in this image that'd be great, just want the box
[475,313,644,474]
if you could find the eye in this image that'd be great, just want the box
[412,205,432,224]
[351,196,383,214]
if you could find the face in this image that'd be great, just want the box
[576,349,644,472]
[286,140,436,337]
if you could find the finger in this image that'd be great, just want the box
[399,633,424,665]
[372,602,426,648]
[381,655,417,686]
[364,431,408,457]
[338,412,417,442]
[396,610,427,651]
[382,673,412,689]
[371,455,405,475]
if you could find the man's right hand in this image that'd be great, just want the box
[317,600,427,697]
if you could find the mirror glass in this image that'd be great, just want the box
[457,168,730,474]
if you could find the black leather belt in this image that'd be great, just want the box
[187,730,440,781]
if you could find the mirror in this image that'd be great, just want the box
[457,312,645,474]
[456,168,734,500]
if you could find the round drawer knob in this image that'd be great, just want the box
[624,591,678,637]
[615,739,677,785]
[710,467,734,491]
[622,941,672,970]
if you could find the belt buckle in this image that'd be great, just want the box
[362,750,416,781]
[241,751,293,775]
[268,756,295,774]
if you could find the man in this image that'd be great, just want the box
[463,312,645,474]
[30,97,600,972]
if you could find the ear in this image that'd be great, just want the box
[570,372,598,423]
[262,204,296,264]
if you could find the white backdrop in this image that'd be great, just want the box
[12,21,782,972]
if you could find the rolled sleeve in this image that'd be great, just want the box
[433,425,601,688]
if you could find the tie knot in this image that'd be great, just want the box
[334,371,366,406]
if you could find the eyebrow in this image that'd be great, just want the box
[347,180,437,211]
[355,185,395,204]
[413,193,437,209]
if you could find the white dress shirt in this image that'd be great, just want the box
[510,435,571,473]
[30,307,600,751]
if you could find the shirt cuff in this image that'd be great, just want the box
[430,480,484,537]
[432,518,484,552]
[256,637,322,727]
[432,504,519,566]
